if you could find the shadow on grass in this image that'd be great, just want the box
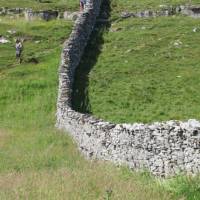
[72,0,111,113]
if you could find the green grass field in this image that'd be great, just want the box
[0,16,179,200]
[0,0,78,11]
[1,1,200,199]
[73,16,200,123]
[0,17,171,200]
[1,0,199,12]
[111,0,200,13]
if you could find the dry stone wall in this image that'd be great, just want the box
[56,0,200,177]
[0,7,78,21]
[121,5,200,19]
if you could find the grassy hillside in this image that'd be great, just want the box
[0,17,173,200]
[73,16,200,123]
[111,0,200,13]
[1,1,200,199]
[1,0,199,12]
[0,0,78,11]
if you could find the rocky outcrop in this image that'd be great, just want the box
[24,9,58,21]
[0,7,24,15]
[57,1,200,177]
[182,5,200,18]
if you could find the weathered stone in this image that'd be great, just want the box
[63,11,79,21]
[119,5,200,19]
[24,9,58,21]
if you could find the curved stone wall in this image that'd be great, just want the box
[56,0,200,177]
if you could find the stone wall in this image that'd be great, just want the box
[0,7,78,21]
[24,10,58,21]
[121,5,200,19]
[56,0,200,177]
[2,4,200,21]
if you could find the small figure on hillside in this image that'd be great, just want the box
[80,0,86,11]
[15,39,23,63]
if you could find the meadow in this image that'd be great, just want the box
[0,17,172,200]
[73,16,200,123]
[111,0,200,13]
[1,0,199,12]
[1,0,200,199]
[0,0,78,11]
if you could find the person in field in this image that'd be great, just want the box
[80,0,86,11]
[15,39,23,64]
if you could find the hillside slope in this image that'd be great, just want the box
[0,0,77,11]
[111,0,200,12]
[0,14,173,200]
[73,5,200,123]
[1,0,200,199]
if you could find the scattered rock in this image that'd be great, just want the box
[0,36,10,44]
[63,11,79,21]
[110,27,122,32]
[125,49,133,53]
[7,30,16,34]
[121,11,135,18]
[173,40,182,47]
[193,27,199,32]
